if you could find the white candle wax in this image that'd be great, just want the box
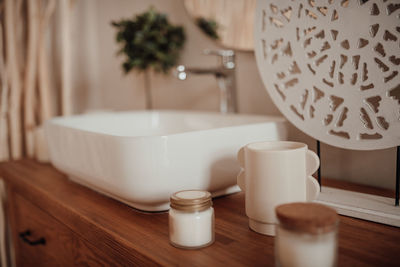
[169,207,214,248]
[276,227,337,267]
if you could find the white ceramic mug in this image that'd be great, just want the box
[237,141,320,236]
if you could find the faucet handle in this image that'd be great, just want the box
[203,49,235,69]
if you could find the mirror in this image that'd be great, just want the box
[183,0,256,51]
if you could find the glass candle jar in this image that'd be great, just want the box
[169,190,214,249]
[275,202,339,267]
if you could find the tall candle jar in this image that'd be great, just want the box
[275,202,339,267]
[169,190,214,249]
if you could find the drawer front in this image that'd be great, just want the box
[8,190,117,266]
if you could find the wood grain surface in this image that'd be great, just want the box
[8,190,116,266]
[1,159,399,266]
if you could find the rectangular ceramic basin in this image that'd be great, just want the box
[45,110,287,211]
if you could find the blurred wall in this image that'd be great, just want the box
[64,0,396,190]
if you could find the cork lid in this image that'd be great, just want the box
[170,190,212,212]
[275,202,339,234]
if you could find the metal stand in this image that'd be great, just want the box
[316,140,321,190]
[317,141,400,206]
[315,143,400,226]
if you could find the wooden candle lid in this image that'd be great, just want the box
[275,202,339,234]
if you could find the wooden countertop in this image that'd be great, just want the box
[1,160,399,266]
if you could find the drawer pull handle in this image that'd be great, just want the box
[19,230,46,246]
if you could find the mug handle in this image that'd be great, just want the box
[237,147,245,191]
[306,150,320,201]
[306,176,320,201]
[306,150,320,176]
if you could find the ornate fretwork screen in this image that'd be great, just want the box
[254,0,400,151]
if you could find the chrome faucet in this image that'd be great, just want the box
[176,49,238,114]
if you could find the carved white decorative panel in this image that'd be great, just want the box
[254,0,400,150]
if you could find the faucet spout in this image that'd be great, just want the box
[176,66,227,79]
[175,49,238,114]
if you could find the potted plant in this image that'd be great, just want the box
[112,8,186,109]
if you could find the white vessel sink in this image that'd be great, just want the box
[45,110,287,211]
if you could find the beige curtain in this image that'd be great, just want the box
[0,0,73,162]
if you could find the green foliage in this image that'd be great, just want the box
[112,8,186,74]
[196,17,219,40]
